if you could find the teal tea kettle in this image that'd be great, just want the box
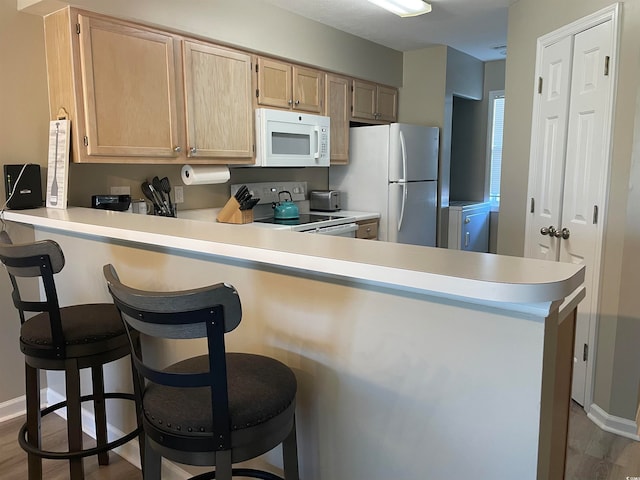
[272,191,299,220]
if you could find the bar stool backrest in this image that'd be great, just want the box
[0,231,66,350]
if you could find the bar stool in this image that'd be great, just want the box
[0,231,142,480]
[103,263,300,480]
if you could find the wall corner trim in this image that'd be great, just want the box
[587,402,640,441]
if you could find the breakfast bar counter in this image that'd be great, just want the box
[4,207,584,480]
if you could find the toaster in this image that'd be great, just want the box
[310,190,341,211]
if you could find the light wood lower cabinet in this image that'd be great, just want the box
[356,219,379,240]
[324,74,350,164]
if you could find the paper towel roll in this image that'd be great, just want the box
[181,165,230,185]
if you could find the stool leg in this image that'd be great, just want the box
[282,416,300,480]
[65,360,85,480]
[214,450,232,480]
[25,363,42,480]
[91,365,109,465]
[143,435,161,480]
[129,347,145,470]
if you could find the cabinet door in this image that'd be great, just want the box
[352,80,377,120]
[257,57,291,109]
[325,74,350,164]
[377,85,398,122]
[356,220,378,240]
[183,41,253,160]
[78,15,180,157]
[292,66,323,113]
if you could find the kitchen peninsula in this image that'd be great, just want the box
[4,207,584,480]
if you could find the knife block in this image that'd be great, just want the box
[216,197,254,224]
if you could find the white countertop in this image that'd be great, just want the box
[3,207,584,310]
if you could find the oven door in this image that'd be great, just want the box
[299,222,358,237]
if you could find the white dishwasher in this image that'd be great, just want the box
[447,201,491,252]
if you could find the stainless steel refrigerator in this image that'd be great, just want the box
[329,123,439,246]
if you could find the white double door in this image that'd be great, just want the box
[525,17,615,406]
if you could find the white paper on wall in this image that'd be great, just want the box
[46,118,70,209]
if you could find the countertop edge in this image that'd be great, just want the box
[3,208,585,312]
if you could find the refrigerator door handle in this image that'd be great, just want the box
[399,131,408,182]
[398,182,407,233]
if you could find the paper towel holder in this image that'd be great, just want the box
[181,165,230,185]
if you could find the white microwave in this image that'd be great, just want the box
[254,108,330,167]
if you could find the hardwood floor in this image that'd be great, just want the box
[0,413,141,479]
[0,401,638,479]
[565,401,640,480]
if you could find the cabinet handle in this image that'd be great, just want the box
[288,99,293,105]
[174,146,182,153]
[189,147,197,155]
[294,100,300,105]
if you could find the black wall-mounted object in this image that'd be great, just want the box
[4,164,44,210]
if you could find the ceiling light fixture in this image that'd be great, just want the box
[366,0,432,17]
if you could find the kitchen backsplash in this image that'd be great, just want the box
[67,163,329,211]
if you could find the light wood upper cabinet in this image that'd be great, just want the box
[44,8,253,164]
[257,57,324,113]
[182,41,253,159]
[78,14,182,159]
[293,65,323,113]
[45,7,398,165]
[324,73,350,164]
[376,85,399,122]
[352,79,398,123]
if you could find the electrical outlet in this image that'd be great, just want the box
[110,186,130,195]
[174,186,184,203]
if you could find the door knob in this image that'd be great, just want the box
[561,227,570,239]
[540,226,557,236]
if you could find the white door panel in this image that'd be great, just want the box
[526,18,614,407]
[559,20,612,406]
[525,36,573,262]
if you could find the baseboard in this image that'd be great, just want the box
[46,388,192,480]
[0,389,48,423]
[587,402,640,441]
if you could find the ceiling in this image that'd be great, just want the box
[258,0,515,61]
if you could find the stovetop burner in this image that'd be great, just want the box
[254,213,344,226]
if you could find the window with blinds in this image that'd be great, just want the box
[487,91,504,205]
